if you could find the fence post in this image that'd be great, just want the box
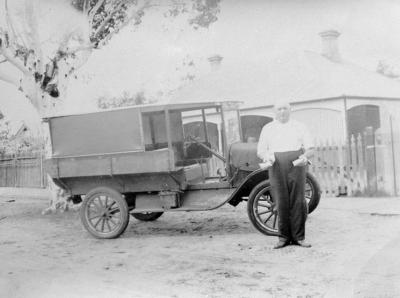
[40,150,44,188]
[319,139,326,195]
[13,154,18,187]
[333,139,339,195]
[390,115,398,196]
[364,126,377,195]
[338,140,347,195]
[357,134,367,193]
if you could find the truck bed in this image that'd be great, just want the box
[45,148,175,179]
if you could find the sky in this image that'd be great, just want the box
[1,0,400,128]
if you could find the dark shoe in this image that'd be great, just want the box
[294,240,312,248]
[273,240,289,249]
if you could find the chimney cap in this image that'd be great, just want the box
[208,54,223,63]
[319,29,341,38]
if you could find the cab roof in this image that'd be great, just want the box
[43,100,241,121]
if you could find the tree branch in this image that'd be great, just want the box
[0,69,19,86]
[89,0,107,21]
[57,31,75,54]
[5,0,18,44]
[0,47,30,75]
[92,1,126,39]
[94,0,153,44]
[63,44,95,55]
[83,0,89,15]
[24,0,43,73]
[4,0,28,50]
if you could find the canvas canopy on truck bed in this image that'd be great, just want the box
[43,101,227,158]
[47,108,143,157]
[43,101,239,180]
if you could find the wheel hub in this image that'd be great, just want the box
[102,209,111,218]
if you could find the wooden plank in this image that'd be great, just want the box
[112,149,172,175]
[337,141,346,195]
[331,139,340,196]
[58,156,110,178]
[356,134,367,193]
[63,172,184,195]
[327,139,335,195]
[320,140,328,195]
[52,149,173,178]
[344,137,352,195]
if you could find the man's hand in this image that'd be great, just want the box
[293,154,309,167]
[264,153,275,165]
[259,153,275,169]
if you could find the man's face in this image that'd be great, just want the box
[274,103,291,123]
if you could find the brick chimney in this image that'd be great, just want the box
[319,30,341,62]
[208,54,223,71]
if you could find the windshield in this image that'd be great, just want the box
[221,102,242,147]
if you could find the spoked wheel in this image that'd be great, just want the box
[305,173,321,214]
[132,212,164,221]
[247,174,321,236]
[80,187,129,239]
[247,180,279,236]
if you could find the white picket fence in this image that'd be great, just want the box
[206,134,372,197]
[309,135,368,196]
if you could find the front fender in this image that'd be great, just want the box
[228,168,269,206]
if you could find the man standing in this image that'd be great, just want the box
[257,101,314,249]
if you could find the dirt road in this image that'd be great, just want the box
[1,195,400,298]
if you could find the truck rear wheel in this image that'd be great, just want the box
[132,212,164,221]
[80,187,130,239]
[305,173,321,214]
[247,173,321,236]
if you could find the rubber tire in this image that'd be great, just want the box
[247,174,321,236]
[247,180,279,236]
[80,187,130,239]
[132,212,164,222]
[306,173,321,214]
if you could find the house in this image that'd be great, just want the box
[0,110,37,154]
[169,30,400,195]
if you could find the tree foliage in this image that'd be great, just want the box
[376,60,400,79]
[0,0,221,114]
[97,90,153,109]
[0,119,43,155]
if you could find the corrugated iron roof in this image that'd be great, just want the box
[169,50,400,108]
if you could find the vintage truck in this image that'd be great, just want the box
[44,101,320,238]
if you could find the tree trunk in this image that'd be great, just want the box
[41,121,72,215]
[19,76,72,214]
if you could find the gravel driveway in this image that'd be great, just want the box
[1,194,400,298]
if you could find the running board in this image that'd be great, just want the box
[131,188,234,213]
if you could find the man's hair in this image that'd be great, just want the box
[273,100,291,110]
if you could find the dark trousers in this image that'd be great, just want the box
[269,150,307,242]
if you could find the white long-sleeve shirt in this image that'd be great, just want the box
[257,119,313,161]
